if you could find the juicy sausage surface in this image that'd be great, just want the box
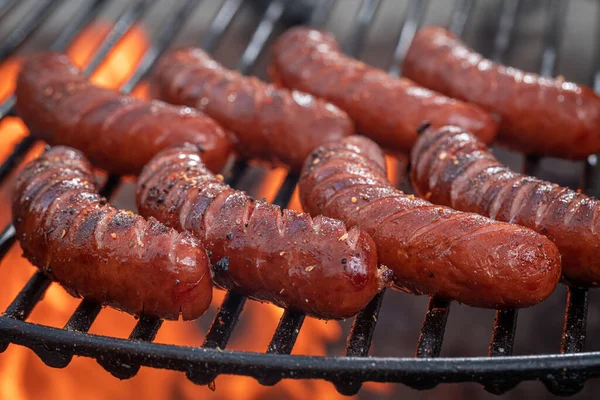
[403,26,600,159]
[411,125,600,286]
[269,27,498,153]
[137,145,390,319]
[16,52,232,175]
[150,47,354,172]
[299,135,561,309]
[13,146,212,320]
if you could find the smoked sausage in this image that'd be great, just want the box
[15,52,232,175]
[411,125,600,286]
[151,47,355,171]
[137,144,390,319]
[403,26,600,159]
[13,146,213,320]
[269,27,498,153]
[299,135,561,309]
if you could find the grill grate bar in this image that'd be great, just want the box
[119,0,202,94]
[389,0,429,77]
[83,0,155,77]
[309,0,336,28]
[201,0,244,53]
[343,0,381,58]
[489,309,519,357]
[187,291,246,385]
[0,223,16,260]
[0,0,63,62]
[97,316,163,379]
[65,299,102,332]
[236,0,285,75]
[1,271,51,325]
[562,287,588,354]
[0,0,109,185]
[0,0,18,21]
[490,0,520,62]
[414,298,450,359]
[448,0,474,36]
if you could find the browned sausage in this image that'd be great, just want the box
[137,144,390,319]
[12,146,212,320]
[269,27,499,153]
[403,26,600,160]
[411,125,600,286]
[150,47,354,172]
[299,135,561,309]
[15,52,232,175]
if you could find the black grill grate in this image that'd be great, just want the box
[0,0,598,397]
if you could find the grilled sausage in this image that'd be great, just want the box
[137,144,390,319]
[411,125,600,286]
[12,147,212,320]
[269,27,499,153]
[15,52,232,175]
[150,47,354,172]
[403,26,600,159]
[299,135,561,309]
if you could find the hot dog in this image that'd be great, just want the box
[411,125,600,286]
[137,144,390,319]
[299,135,561,309]
[13,147,212,320]
[403,26,600,159]
[269,27,498,153]
[15,52,232,175]
[150,47,355,172]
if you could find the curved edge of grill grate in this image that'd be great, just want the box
[0,315,598,395]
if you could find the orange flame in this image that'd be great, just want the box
[0,20,389,400]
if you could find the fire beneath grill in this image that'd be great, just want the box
[0,19,392,400]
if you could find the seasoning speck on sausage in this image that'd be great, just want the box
[16,52,232,175]
[299,135,561,309]
[411,125,600,287]
[13,146,213,320]
[137,145,390,319]
[151,47,355,171]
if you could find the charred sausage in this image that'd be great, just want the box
[411,125,600,286]
[299,135,561,309]
[15,52,232,175]
[403,26,600,159]
[269,27,498,153]
[13,147,212,320]
[150,47,354,172]
[137,144,390,319]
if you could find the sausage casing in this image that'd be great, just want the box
[137,145,390,319]
[13,147,212,320]
[15,52,232,175]
[403,26,600,159]
[411,125,600,286]
[269,27,498,153]
[150,47,355,171]
[299,135,561,309]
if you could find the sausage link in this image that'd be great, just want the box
[269,27,498,153]
[15,52,232,175]
[137,145,390,319]
[299,135,561,309]
[12,147,212,320]
[411,125,600,286]
[403,26,600,159]
[150,47,354,172]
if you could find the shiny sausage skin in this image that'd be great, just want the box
[15,52,232,175]
[12,147,212,320]
[403,26,600,159]
[269,27,498,153]
[150,47,354,172]
[299,135,561,309]
[137,145,390,319]
[411,125,600,286]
